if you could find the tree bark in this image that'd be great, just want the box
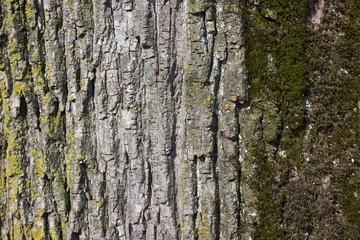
[0,0,359,239]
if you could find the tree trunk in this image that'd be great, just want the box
[0,0,359,239]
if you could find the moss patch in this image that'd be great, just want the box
[242,0,312,238]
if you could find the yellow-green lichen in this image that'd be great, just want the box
[30,149,46,177]
[188,1,215,14]
[197,213,210,239]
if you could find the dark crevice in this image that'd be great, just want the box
[101,172,108,237]
[146,159,153,208]
[168,7,180,239]
[86,75,96,105]
[103,195,109,237]
[62,164,71,215]
[50,98,59,117]
[192,155,199,240]
[119,153,128,238]
[80,161,90,224]
[169,7,173,52]
[124,150,130,165]
[75,63,81,92]
[19,95,28,119]
[149,0,159,75]
[104,0,112,10]
[42,212,50,240]
[205,39,216,87]
[34,101,41,130]
[0,3,3,29]
[211,40,228,239]
[142,156,152,229]
[70,232,80,240]
[154,223,158,240]
[234,100,247,238]
[36,0,48,94]
[129,223,133,239]
[106,1,115,39]
[169,107,179,238]
[102,0,115,41]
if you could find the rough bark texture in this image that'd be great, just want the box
[0,0,359,239]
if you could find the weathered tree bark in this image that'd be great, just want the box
[0,0,359,239]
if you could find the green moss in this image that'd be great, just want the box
[188,1,215,14]
[52,171,71,221]
[334,1,360,236]
[242,0,360,237]
[338,179,360,235]
[242,0,311,238]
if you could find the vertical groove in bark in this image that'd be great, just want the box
[211,50,222,240]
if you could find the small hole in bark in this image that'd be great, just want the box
[70,232,80,240]
[19,95,27,118]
